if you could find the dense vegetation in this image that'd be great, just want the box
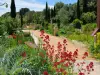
[0,0,99,74]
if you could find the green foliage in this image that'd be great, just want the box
[0,44,53,75]
[77,0,80,19]
[19,8,30,16]
[89,42,100,59]
[46,24,54,34]
[88,0,97,12]
[0,24,6,35]
[82,23,97,34]
[33,12,41,24]
[55,2,64,12]
[57,19,60,28]
[43,21,49,29]
[57,4,76,25]
[34,24,41,30]
[4,17,20,34]
[0,36,17,49]
[0,36,17,58]
[0,45,27,75]
[72,19,82,29]
[83,0,88,12]
[43,2,51,22]
[26,12,34,24]
[97,32,100,46]
[81,12,96,24]
[58,25,75,36]
[68,32,93,43]
[57,7,69,25]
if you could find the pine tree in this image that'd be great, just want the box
[10,0,16,18]
[77,0,80,19]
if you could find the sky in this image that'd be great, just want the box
[0,0,77,16]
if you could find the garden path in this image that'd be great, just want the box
[23,30,100,75]
[23,30,93,60]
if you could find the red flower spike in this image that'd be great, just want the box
[59,68,65,72]
[39,31,94,75]
[78,72,85,75]
[43,71,48,75]
[63,71,67,75]
[12,34,16,39]
[92,69,94,71]
[64,62,69,67]
[63,39,67,44]
[21,52,27,57]
[54,62,60,68]
[76,49,78,51]
[84,52,88,57]
[45,35,50,40]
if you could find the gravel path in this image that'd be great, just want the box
[22,30,100,75]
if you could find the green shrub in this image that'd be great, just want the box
[82,23,97,34]
[0,45,6,57]
[97,32,100,46]
[68,33,93,43]
[89,32,100,59]
[4,17,20,34]
[47,24,54,34]
[81,12,96,24]
[59,28,66,34]
[34,24,41,30]
[0,24,7,35]
[58,25,75,36]
[72,19,82,29]
[44,21,49,29]
[0,36,17,49]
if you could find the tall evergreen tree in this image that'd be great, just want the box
[54,6,56,17]
[10,0,16,18]
[77,0,80,19]
[51,8,54,18]
[48,7,50,22]
[45,2,48,21]
[83,0,88,12]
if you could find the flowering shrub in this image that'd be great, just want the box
[40,30,94,75]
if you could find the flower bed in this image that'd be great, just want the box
[0,31,94,75]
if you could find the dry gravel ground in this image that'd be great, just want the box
[22,30,100,75]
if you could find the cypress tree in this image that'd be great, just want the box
[45,2,48,21]
[48,7,50,22]
[51,8,54,18]
[83,0,88,12]
[77,0,80,19]
[54,6,56,17]
[10,0,16,18]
